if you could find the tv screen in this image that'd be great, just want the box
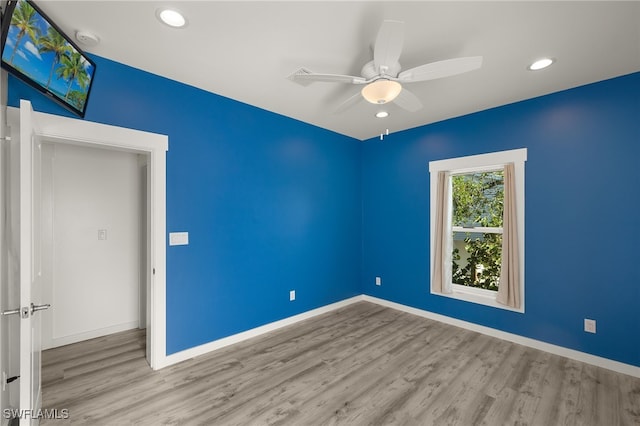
[1,0,96,117]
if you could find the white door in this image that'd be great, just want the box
[18,100,49,425]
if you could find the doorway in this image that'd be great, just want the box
[40,143,148,350]
[11,106,169,370]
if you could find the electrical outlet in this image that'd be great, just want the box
[289,290,295,301]
[584,318,596,333]
[375,277,382,286]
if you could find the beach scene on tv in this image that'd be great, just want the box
[2,0,94,113]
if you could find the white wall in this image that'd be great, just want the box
[43,143,142,348]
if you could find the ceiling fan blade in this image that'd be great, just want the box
[333,91,363,114]
[393,87,423,112]
[398,56,483,83]
[288,67,366,87]
[373,20,404,73]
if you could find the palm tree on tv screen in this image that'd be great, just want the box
[8,0,40,65]
[38,27,71,89]
[56,51,89,106]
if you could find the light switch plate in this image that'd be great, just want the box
[169,232,189,246]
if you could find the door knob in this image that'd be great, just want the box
[2,303,50,318]
[30,303,51,315]
[1,307,29,318]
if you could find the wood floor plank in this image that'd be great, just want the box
[482,341,529,399]
[187,309,425,425]
[528,354,566,425]
[589,365,629,426]
[502,350,552,425]
[554,358,585,426]
[479,385,519,426]
[92,304,409,425]
[314,323,456,425]
[619,369,640,423]
[245,321,452,425]
[42,328,145,367]
[39,302,640,426]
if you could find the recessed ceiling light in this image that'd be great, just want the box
[528,58,554,71]
[375,111,389,118]
[157,9,187,28]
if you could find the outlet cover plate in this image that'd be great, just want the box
[584,318,596,333]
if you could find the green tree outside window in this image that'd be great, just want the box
[451,170,504,291]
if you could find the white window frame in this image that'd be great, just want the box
[429,148,526,312]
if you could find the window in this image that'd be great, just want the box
[452,169,504,292]
[429,149,526,312]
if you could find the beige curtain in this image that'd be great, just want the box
[496,163,521,308]
[432,171,452,294]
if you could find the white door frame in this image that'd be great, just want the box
[7,105,168,370]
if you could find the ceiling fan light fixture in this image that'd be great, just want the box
[528,58,554,71]
[157,8,187,28]
[361,80,402,105]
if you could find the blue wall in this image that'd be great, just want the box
[8,54,640,367]
[7,55,362,354]
[361,72,640,367]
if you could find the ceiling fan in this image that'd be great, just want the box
[289,20,483,112]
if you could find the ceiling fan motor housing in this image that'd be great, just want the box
[361,60,401,80]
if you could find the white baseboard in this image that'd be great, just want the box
[162,296,364,368]
[362,295,640,378]
[160,294,640,378]
[47,321,139,350]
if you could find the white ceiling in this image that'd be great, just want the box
[39,1,640,140]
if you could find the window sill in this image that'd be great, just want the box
[433,285,524,313]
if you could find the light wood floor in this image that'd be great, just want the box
[41,302,640,425]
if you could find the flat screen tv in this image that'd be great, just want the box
[1,0,96,117]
